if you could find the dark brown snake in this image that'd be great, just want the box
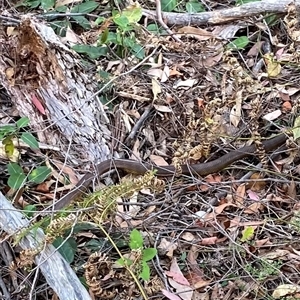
[50,133,287,211]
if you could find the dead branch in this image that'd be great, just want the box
[143,0,299,26]
[0,193,91,300]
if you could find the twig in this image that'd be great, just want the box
[155,0,182,43]
[87,46,160,103]
[0,15,20,24]
[0,271,10,300]
[125,105,152,143]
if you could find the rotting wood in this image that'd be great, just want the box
[0,16,113,300]
[0,16,111,164]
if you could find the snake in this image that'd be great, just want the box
[50,133,287,211]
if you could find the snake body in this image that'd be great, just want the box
[52,133,287,211]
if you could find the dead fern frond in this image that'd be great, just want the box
[79,171,164,223]
[45,214,77,243]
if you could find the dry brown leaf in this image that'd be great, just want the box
[201,51,223,68]
[254,238,270,247]
[169,66,183,76]
[162,290,181,300]
[165,271,190,286]
[150,154,169,166]
[168,258,193,300]
[264,53,281,78]
[147,68,163,78]
[244,202,264,214]
[62,27,81,44]
[185,271,211,290]
[52,161,78,185]
[204,203,237,221]
[5,67,14,80]
[230,90,242,127]
[234,184,246,207]
[161,65,170,82]
[158,238,178,258]
[181,232,195,242]
[287,180,297,200]
[247,41,264,57]
[272,284,300,299]
[262,109,281,121]
[177,26,214,41]
[152,78,162,100]
[282,101,292,111]
[153,104,172,112]
[200,237,217,245]
[35,182,51,193]
[173,79,197,89]
[247,173,266,191]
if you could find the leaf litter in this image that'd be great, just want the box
[3,1,300,299]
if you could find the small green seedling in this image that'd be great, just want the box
[0,117,51,189]
[117,229,157,281]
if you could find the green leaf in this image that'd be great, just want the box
[71,16,91,30]
[100,28,109,44]
[241,226,255,242]
[116,258,125,266]
[0,125,17,137]
[99,31,118,45]
[161,0,177,12]
[3,136,14,157]
[116,257,132,267]
[55,5,67,12]
[8,173,26,189]
[236,0,260,4]
[293,116,300,141]
[264,14,279,26]
[28,166,51,184]
[140,261,150,281]
[142,248,157,261]
[72,44,108,59]
[70,222,97,234]
[122,5,142,23]
[85,239,108,251]
[186,0,205,13]
[71,1,98,13]
[113,15,130,30]
[16,0,41,8]
[40,0,54,10]
[23,204,37,217]
[16,117,30,129]
[130,43,145,59]
[53,237,77,263]
[147,24,162,35]
[227,36,249,50]
[95,17,106,26]
[21,132,39,149]
[129,229,143,250]
[7,162,23,176]
[50,20,71,37]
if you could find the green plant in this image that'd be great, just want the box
[116,229,157,281]
[227,36,250,50]
[245,259,282,281]
[97,5,145,59]
[0,117,51,189]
